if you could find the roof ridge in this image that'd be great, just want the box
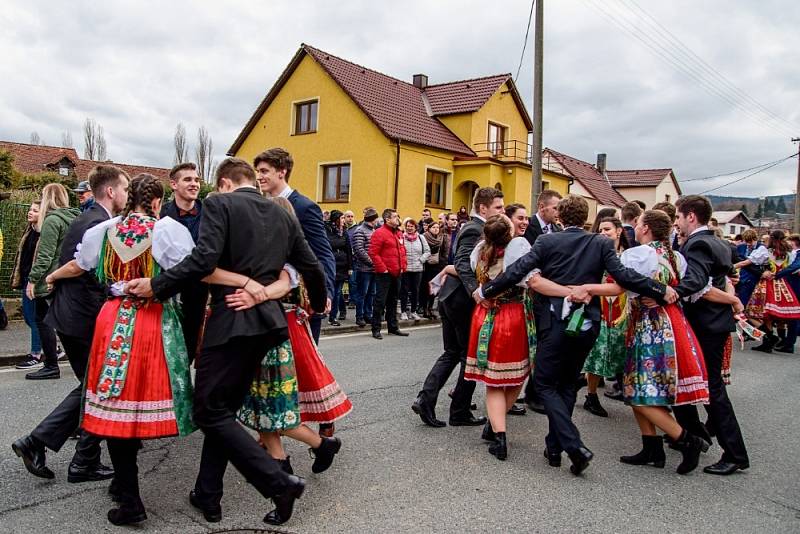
[0,140,77,151]
[426,73,511,89]
[302,43,418,89]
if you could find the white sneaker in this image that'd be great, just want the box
[57,346,67,361]
[411,312,421,320]
[400,312,409,321]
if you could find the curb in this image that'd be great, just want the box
[0,318,441,368]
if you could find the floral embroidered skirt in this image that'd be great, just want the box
[287,309,352,423]
[623,303,709,407]
[237,340,301,432]
[583,319,627,378]
[465,301,532,387]
[82,297,195,439]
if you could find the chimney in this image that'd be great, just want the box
[412,74,428,89]
[596,153,607,175]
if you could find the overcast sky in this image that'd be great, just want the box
[1,0,798,198]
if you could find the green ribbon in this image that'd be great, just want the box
[475,307,497,369]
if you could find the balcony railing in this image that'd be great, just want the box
[472,140,532,163]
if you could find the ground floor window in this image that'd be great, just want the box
[426,169,448,208]
[322,163,350,202]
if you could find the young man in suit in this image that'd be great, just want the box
[12,165,129,484]
[128,158,327,525]
[521,189,563,414]
[474,195,676,475]
[160,162,207,363]
[621,201,642,247]
[254,148,335,344]
[671,195,750,476]
[412,187,504,428]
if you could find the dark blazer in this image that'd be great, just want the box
[483,227,667,327]
[523,214,560,246]
[439,216,484,306]
[288,190,336,299]
[623,225,639,247]
[677,229,736,335]
[45,203,110,338]
[151,187,326,347]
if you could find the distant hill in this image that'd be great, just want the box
[708,194,795,217]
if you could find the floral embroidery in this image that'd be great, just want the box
[115,213,156,247]
[97,296,140,401]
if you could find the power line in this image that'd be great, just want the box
[681,155,798,182]
[514,0,536,83]
[697,154,797,195]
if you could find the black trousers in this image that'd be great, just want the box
[309,314,323,345]
[179,283,208,364]
[31,332,101,466]
[34,297,58,367]
[673,332,749,464]
[417,297,476,419]
[534,317,599,455]
[107,438,142,504]
[193,333,293,506]
[400,271,422,313]
[372,273,400,333]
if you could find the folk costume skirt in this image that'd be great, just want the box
[82,297,195,439]
[745,278,800,321]
[287,308,352,424]
[465,293,535,387]
[623,302,709,407]
[583,295,627,378]
[237,340,301,432]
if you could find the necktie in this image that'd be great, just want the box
[543,224,550,234]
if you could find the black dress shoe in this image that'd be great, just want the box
[703,460,750,476]
[12,435,54,479]
[107,500,147,526]
[568,447,594,476]
[412,398,446,427]
[388,330,410,336]
[264,475,306,525]
[507,404,526,416]
[448,414,487,426]
[525,399,547,415]
[371,331,383,340]
[310,437,341,473]
[189,489,222,522]
[544,448,562,467]
[25,366,61,380]
[68,462,115,483]
[481,421,496,442]
[583,393,609,417]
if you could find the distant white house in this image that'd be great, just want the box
[713,210,754,236]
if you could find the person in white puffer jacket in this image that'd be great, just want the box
[400,217,430,320]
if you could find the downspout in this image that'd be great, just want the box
[394,139,401,209]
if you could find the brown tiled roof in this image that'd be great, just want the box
[544,148,628,207]
[0,140,169,182]
[607,168,681,194]
[0,141,80,174]
[229,44,533,156]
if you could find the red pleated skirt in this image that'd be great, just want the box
[82,298,179,439]
[286,309,352,423]
[465,301,531,387]
[764,279,800,320]
[664,304,709,406]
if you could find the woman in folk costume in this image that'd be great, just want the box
[578,210,713,474]
[232,196,350,477]
[581,217,630,418]
[463,215,535,461]
[45,174,281,526]
[740,230,800,353]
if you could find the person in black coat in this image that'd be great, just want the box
[413,187,505,428]
[128,158,326,525]
[12,165,130,484]
[672,195,749,476]
[326,210,353,326]
[621,201,642,247]
[475,195,674,475]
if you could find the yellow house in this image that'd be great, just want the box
[228,44,570,217]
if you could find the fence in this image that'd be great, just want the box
[0,202,32,298]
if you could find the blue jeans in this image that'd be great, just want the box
[21,279,42,354]
[329,280,346,321]
[352,271,376,321]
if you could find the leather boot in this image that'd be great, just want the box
[481,421,496,442]
[620,435,665,468]
[310,437,341,474]
[278,456,294,475]
[675,430,710,475]
[107,497,147,526]
[583,393,609,417]
[488,432,507,461]
[752,333,776,353]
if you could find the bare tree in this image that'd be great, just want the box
[61,131,73,148]
[97,125,107,161]
[173,123,188,165]
[195,126,213,182]
[29,131,41,145]
[84,118,108,160]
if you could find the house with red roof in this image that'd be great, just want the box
[228,44,571,216]
[542,148,681,219]
[0,140,170,184]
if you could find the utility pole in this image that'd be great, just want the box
[794,137,800,233]
[530,0,544,210]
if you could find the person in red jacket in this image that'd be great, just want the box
[368,209,409,339]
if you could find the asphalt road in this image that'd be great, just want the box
[0,325,798,533]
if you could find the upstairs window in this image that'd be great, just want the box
[488,122,507,156]
[322,163,350,202]
[425,169,448,209]
[294,100,318,134]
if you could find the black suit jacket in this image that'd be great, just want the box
[151,187,326,347]
[45,203,110,338]
[439,216,484,309]
[677,230,736,335]
[483,227,667,327]
[288,190,336,299]
[523,214,560,246]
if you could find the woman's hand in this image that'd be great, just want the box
[225,289,260,311]
[242,279,270,303]
[25,282,35,300]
